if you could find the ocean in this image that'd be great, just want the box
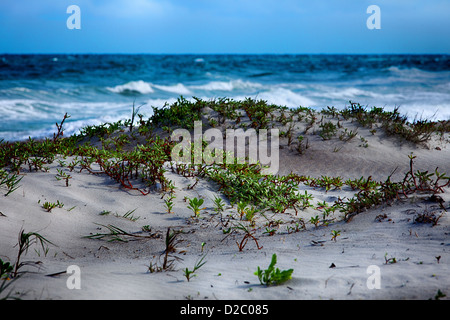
[1,54,449,141]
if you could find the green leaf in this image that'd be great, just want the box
[255,254,293,286]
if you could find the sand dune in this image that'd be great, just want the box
[1,105,449,300]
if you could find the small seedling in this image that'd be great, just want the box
[254,254,293,286]
[359,136,369,148]
[164,193,176,214]
[212,195,225,213]
[331,230,341,242]
[120,208,140,221]
[42,200,64,212]
[263,227,277,236]
[183,254,207,282]
[187,197,205,217]
[234,223,263,251]
[434,289,446,300]
[296,135,309,154]
[310,215,320,228]
[0,259,13,279]
[55,168,72,187]
[244,206,258,226]
[339,128,358,142]
[148,228,184,273]
[236,201,248,219]
[161,228,184,271]
[99,210,111,216]
[384,253,397,264]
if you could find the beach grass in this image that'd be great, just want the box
[0,97,449,299]
[1,97,449,224]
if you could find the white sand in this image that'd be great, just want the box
[1,112,449,300]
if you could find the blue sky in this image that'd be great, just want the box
[0,0,449,54]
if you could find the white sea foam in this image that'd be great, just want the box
[396,103,450,121]
[0,99,51,121]
[190,79,263,91]
[308,85,407,104]
[153,83,191,95]
[259,88,315,107]
[107,80,154,94]
[232,88,315,108]
[386,66,450,82]
[0,98,180,141]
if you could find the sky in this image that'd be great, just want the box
[0,0,449,54]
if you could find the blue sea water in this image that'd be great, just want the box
[1,54,449,141]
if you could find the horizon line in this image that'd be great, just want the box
[1,52,449,56]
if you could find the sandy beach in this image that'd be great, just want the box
[1,101,449,301]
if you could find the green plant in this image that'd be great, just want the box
[149,228,184,273]
[0,170,23,196]
[129,100,146,133]
[244,205,258,226]
[13,229,53,278]
[310,215,320,228]
[297,190,313,211]
[187,197,205,217]
[384,253,397,264]
[319,122,338,140]
[42,200,64,212]
[183,254,207,282]
[414,209,445,226]
[236,201,248,219]
[359,136,369,148]
[331,230,341,242]
[263,227,277,236]
[234,223,263,251]
[120,208,140,221]
[295,135,309,154]
[254,254,293,286]
[434,289,446,300]
[339,128,358,142]
[208,117,219,128]
[99,210,111,216]
[212,195,225,214]
[164,193,176,214]
[55,168,72,187]
[0,259,13,279]
[286,219,305,234]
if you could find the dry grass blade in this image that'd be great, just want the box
[85,223,157,242]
